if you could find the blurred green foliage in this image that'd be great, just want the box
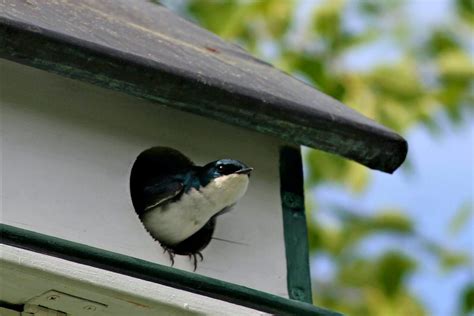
[160,0,473,315]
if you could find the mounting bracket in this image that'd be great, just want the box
[20,290,107,316]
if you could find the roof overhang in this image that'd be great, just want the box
[0,0,407,173]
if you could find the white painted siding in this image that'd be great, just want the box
[0,59,288,297]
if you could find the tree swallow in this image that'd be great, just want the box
[131,153,252,270]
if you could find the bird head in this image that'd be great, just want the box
[199,159,253,185]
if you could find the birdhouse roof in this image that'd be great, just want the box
[0,0,407,173]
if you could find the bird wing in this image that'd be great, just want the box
[142,179,184,212]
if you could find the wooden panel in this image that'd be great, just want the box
[0,244,268,316]
[0,307,20,316]
[280,146,312,303]
[0,225,342,316]
[0,59,287,297]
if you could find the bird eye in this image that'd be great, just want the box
[217,164,237,175]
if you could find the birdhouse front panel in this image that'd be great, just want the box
[1,2,407,314]
[0,59,289,297]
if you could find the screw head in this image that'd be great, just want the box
[47,295,60,301]
[83,305,97,312]
[290,287,306,301]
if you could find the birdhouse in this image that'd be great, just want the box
[0,1,407,316]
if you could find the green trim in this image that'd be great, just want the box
[280,146,313,303]
[0,224,341,316]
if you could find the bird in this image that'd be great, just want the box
[130,148,252,270]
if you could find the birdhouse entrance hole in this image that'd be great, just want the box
[130,146,194,213]
[130,147,214,265]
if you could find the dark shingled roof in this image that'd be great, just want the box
[0,0,407,173]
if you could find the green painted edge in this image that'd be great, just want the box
[280,146,313,304]
[0,224,342,316]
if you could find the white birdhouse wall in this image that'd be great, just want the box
[0,59,288,297]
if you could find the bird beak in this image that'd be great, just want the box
[236,167,253,175]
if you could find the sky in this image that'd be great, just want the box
[312,111,473,316]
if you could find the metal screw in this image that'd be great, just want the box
[292,209,302,218]
[284,192,302,209]
[47,295,60,301]
[83,305,97,312]
[291,288,305,301]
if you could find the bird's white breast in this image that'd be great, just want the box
[141,174,249,245]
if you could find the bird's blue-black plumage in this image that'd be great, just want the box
[140,159,251,213]
[130,147,252,270]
